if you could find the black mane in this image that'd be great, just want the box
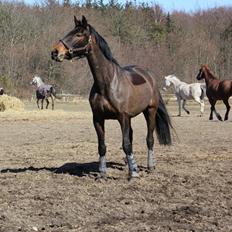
[89,25,119,66]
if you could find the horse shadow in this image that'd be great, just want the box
[0,161,126,178]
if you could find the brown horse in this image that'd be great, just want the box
[51,16,172,179]
[196,64,232,121]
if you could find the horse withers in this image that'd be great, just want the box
[31,76,59,110]
[51,15,172,179]
[196,64,232,121]
[163,75,205,116]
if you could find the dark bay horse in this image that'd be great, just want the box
[31,76,58,110]
[51,16,172,179]
[196,65,232,121]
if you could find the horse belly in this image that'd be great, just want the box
[126,87,155,116]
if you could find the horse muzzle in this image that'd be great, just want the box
[163,87,168,91]
[51,50,64,62]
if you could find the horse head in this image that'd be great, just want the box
[31,76,43,86]
[163,75,175,91]
[51,15,92,62]
[196,64,209,80]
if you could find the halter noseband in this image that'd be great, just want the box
[59,36,92,59]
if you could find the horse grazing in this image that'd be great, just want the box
[163,75,205,116]
[196,64,232,121]
[31,76,58,110]
[0,88,4,95]
[51,15,172,179]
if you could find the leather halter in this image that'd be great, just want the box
[59,36,92,59]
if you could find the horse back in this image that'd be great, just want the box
[206,79,232,99]
[122,65,157,90]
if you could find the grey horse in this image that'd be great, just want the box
[31,76,59,110]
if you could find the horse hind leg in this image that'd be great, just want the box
[194,97,204,116]
[51,96,54,110]
[119,115,138,179]
[223,99,230,121]
[143,107,156,171]
[182,100,190,114]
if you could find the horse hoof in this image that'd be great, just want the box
[128,171,139,180]
[95,172,107,180]
[218,117,223,121]
[147,166,155,173]
[187,111,190,114]
[123,157,128,165]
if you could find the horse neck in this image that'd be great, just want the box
[169,76,182,90]
[36,78,44,87]
[203,69,217,85]
[87,43,117,94]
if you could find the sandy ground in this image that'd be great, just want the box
[0,100,232,232]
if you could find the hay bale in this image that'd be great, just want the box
[0,94,24,112]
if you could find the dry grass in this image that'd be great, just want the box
[0,109,92,122]
[0,94,24,112]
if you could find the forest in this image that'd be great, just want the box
[0,0,232,97]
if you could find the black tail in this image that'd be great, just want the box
[155,93,172,145]
[50,86,62,99]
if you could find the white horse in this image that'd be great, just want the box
[31,76,58,110]
[163,75,206,116]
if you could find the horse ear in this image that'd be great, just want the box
[82,15,88,28]
[74,16,81,27]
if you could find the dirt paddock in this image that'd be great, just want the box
[0,100,232,231]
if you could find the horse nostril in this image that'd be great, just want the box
[51,50,58,59]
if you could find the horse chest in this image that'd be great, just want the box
[89,93,118,119]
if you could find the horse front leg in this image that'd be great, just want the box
[223,99,230,121]
[119,115,138,179]
[41,99,44,110]
[93,117,107,177]
[36,99,40,109]
[177,98,182,116]
[209,99,222,121]
[182,99,190,114]
[45,98,49,109]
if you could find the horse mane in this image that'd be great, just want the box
[89,25,119,66]
[202,65,218,80]
[167,74,181,82]
[35,75,44,82]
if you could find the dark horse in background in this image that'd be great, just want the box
[51,16,172,179]
[196,64,232,121]
[31,75,59,110]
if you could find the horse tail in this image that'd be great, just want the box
[155,93,172,145]
[50,86,62,99]
[200,84,206,100]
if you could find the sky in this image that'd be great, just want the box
[14,0,232,12]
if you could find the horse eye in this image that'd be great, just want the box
[76,33,82,37]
